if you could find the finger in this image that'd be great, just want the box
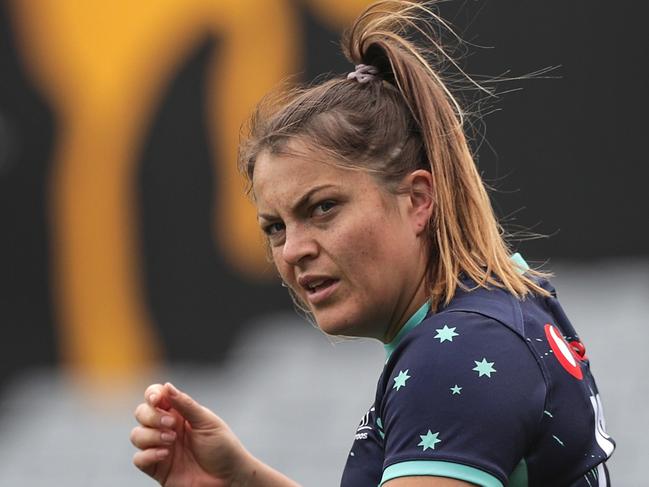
[134,402,177,429]
[130,425,177,450]
[165,382,218,429]
[144,384,169,409]
[132,447,169,475]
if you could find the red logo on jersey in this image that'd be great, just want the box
[544,324,583,380]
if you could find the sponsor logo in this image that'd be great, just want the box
[544,324,583,380]
[589,393,615,457]
[354,406,375,440]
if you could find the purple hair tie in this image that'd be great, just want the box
[347,64,379,83]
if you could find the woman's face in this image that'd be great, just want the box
[252,146,432,340]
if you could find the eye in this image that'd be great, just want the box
[262,221,285,236]
[312,200,337,217]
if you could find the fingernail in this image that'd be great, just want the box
[167,383,179,396]
[161,416,174,427]
[148,394,158,405]
[156,448,169,459]
[161,431,176,443]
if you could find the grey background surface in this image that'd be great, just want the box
[0,259,646,486]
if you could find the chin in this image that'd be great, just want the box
[312,309,373,338]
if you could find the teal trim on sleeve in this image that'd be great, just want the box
[510,252,530,274]
[380,460,504,487]
[508,459,528,487]
[384,301,430,360]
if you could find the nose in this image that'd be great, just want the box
[281,224,318,266]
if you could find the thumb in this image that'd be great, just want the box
[164,382,219,429]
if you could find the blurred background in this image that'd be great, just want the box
[0,0,646,485]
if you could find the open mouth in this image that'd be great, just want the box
[306,278,337,294]
[304,278,339,304]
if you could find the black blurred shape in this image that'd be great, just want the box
[301,2,350,80]
[0,3,58,390]
[438,0,649,260]
[137,36,291,364]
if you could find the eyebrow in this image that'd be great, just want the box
[257,184,336,221]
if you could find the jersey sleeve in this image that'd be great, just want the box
[378,310,547,487]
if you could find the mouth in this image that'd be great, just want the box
[299,277,340,305]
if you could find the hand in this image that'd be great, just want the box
[131,382,249,487]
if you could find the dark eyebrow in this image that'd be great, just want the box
[257,184,336,221]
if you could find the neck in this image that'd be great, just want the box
[382,270,429,344]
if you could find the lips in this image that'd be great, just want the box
[297,275,340,305]
[307,278,334,292]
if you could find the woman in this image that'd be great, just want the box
[130,1,615,485]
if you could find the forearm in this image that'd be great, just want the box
[232,455,301,487]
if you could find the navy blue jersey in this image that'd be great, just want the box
[341,275,615,486]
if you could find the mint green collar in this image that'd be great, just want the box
[384,301,431,360]
[510,252,530,274]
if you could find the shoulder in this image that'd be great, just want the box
[375,302,548,486]
[387,281,540,373]
[377,286,551,449]
[379,280,556,408]
[384,306,545,398]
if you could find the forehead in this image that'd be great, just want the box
[254,149,342,185]
[252,150,374,209]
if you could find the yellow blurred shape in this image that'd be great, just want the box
[7,0,370,384]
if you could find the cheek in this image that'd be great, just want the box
[269,248,289,282]
[334,215,397,286]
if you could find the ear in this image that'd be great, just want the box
[403,169,434,236]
